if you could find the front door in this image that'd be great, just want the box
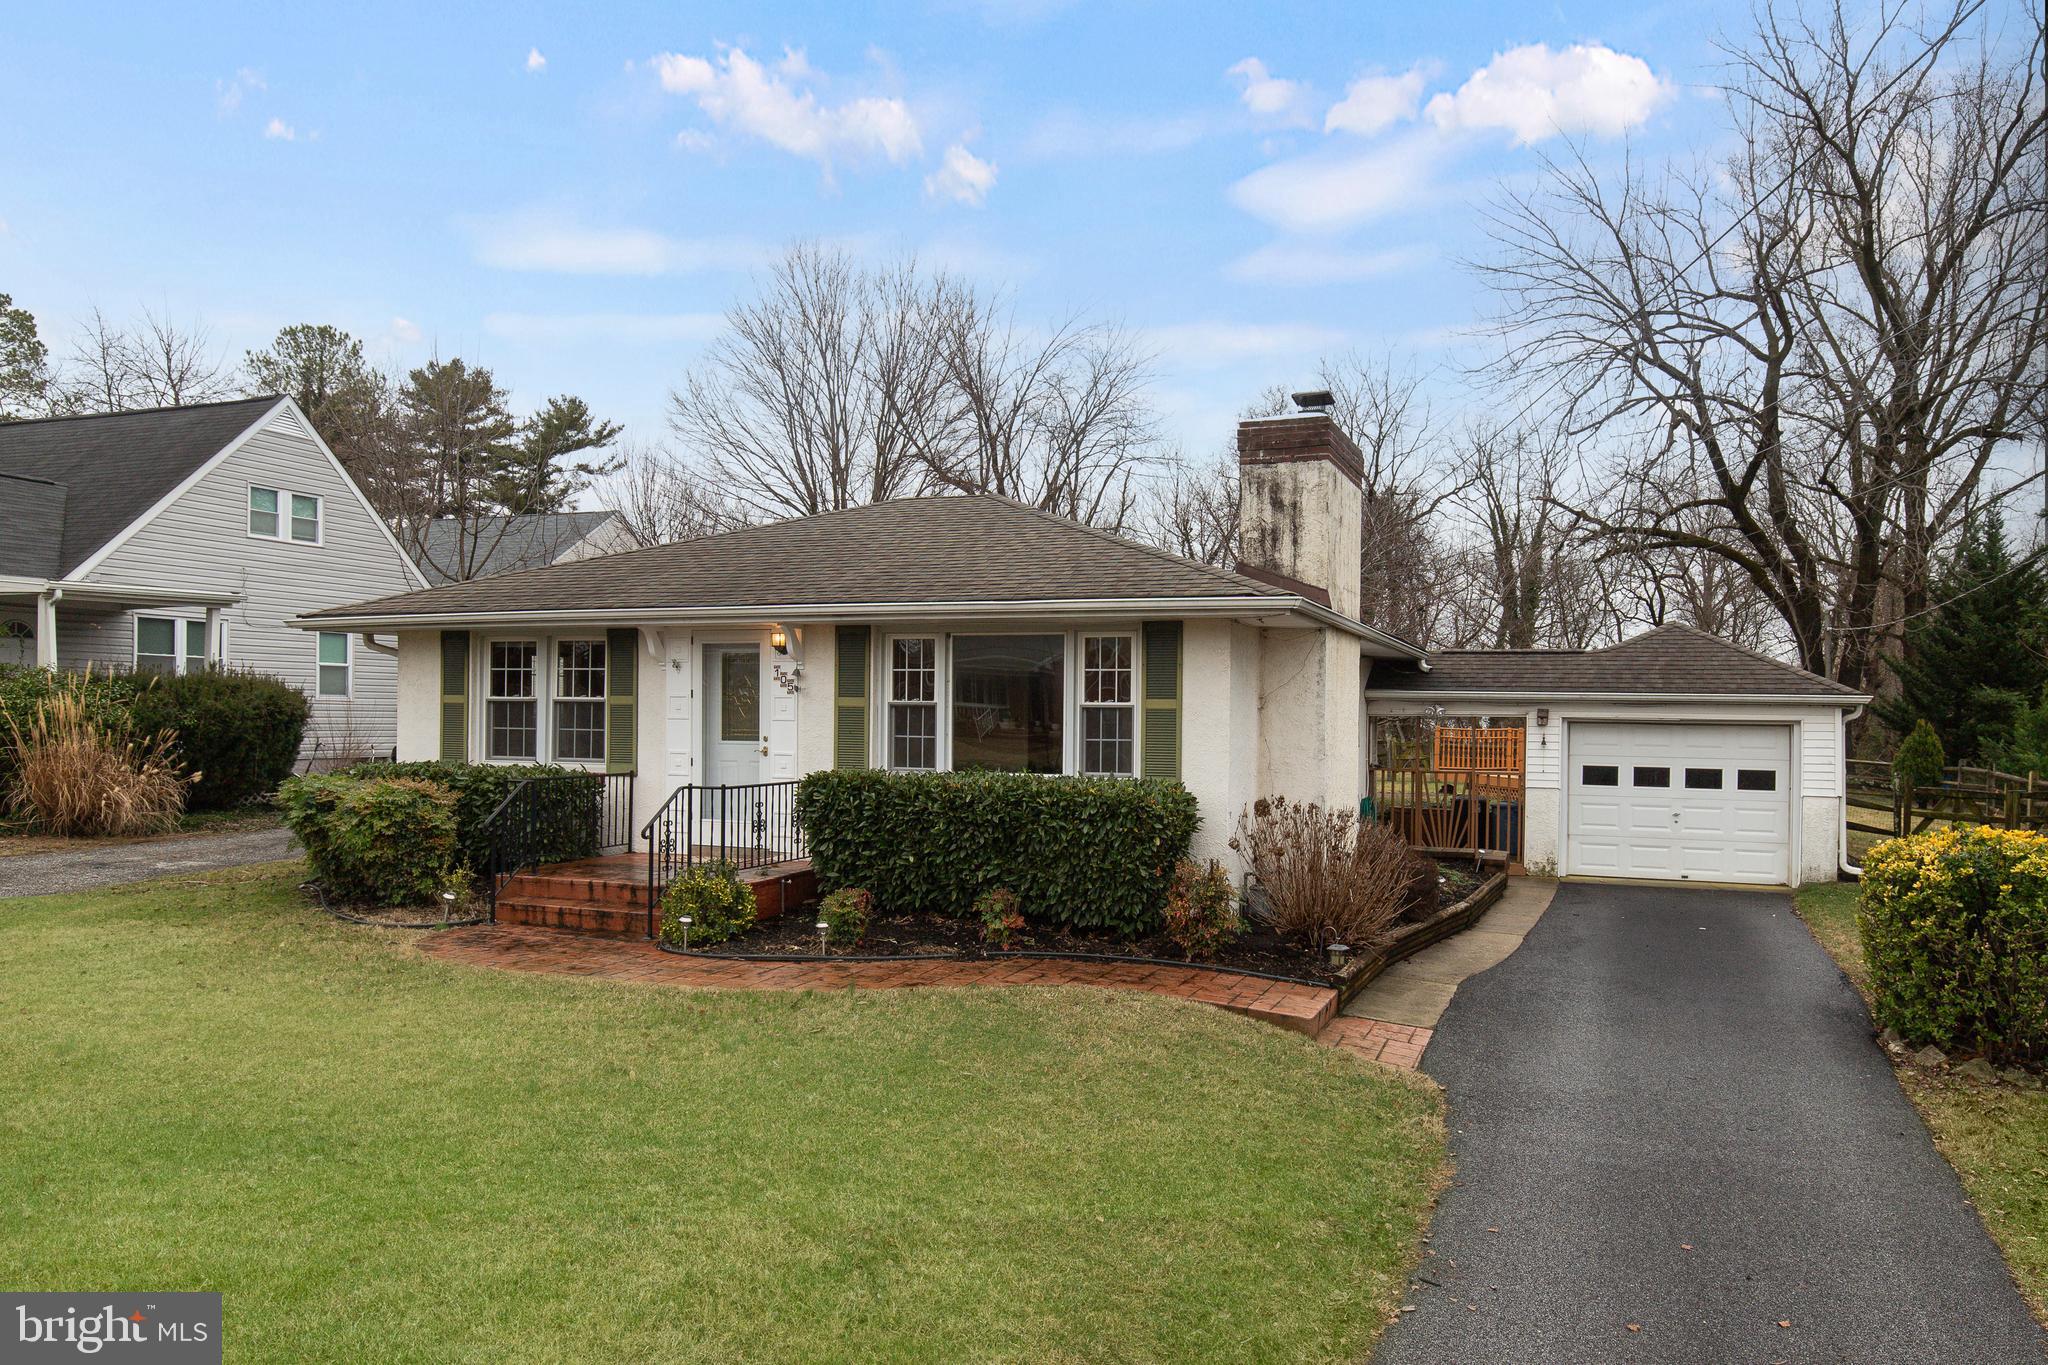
[702,644,764,787]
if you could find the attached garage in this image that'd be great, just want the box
[1565,721,1791,885]
[1362,624,1873,887]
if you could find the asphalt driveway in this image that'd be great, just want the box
[1376,881,2044,1364]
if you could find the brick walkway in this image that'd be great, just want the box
[1317,1017,1433,1069]
[410,924,1430,1063]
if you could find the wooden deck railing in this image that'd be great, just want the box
[1369,765,1525,860]
[1430,726,1525,774]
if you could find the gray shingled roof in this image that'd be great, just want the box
[1366,624,1864,700]
[415,511,625,585]
[0,473,69,578]
[0,397,280,575]
[309,494,1296,620]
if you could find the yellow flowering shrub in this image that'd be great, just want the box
[1858,826,2048,1068]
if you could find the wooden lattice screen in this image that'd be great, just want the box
[1431,726,1524,773]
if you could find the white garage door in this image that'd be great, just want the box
[1566,722,1792,885]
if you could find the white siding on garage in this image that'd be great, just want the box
[74,403,421,763]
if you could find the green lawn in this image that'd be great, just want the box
[0,863,1444,1363]
[1795,883,2048,1319]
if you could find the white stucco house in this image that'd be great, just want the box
[298,401,1868,887]
[0,396,427,763]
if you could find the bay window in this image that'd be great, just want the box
[552,639,607,762]
[951,634,1064,774]
[888,636,938,770]
[487,640,539,760]
[1080,634,1135,776]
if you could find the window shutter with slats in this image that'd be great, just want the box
[1140,620,1181,782]
[605,627,638,773]
[439,631,469,762]
[834,625,870,769]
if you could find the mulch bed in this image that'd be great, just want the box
[684,855,1493,986]
[303,881,489,930]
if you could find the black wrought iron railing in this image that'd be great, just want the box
[479,770,636,915]
[641,781,805,922]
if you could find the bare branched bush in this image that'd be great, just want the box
[4,676,191,836]
[1229,796,1415,951]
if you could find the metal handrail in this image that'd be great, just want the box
[641,781,805,936]
[480,770,636,916]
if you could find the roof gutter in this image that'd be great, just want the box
[0,576,241,608]
[1364,688,1873,706]
[291,593,1391,637]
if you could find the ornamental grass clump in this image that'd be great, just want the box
[1230,796,1413,951]
[1858,826,2047,1069]
[4,674,190,837]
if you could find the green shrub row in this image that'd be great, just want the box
[2,664,308,811]
[343,760,602,873]
[794,770,1199,935]
[278,773,459,907]
[130,668,310,810]
[1859,826,2047,1068]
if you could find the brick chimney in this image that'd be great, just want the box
[1235,396,1363,619]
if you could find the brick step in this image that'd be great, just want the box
[501,872,650,908]
[495,897,650,938]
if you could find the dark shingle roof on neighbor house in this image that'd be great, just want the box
[309,494,1302,621]
[0,472,69,579]
[1367,623,1865,701]
[0,396,281,576]
[415,510,626,585]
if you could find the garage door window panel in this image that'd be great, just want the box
[1633,766,1671,788]
[1737,769,1778,791]
[1685,768,1724,789]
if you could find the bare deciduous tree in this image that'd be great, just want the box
[1477,0,2046,689]
[62,307,232,411]
[605,441,751,547]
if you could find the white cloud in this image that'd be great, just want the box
[526,47,547,73]
[483,311,725,345]
[1144,320,1348,369]
[1225,242,1430,285]
[390,317,422,344]
[1424,42,1673,144]
[1228,132,1439,234]
[1325,66,1430,137]
[651,46,922,171]
[263,117,296,141]
[468,211,768,275]
[925,143,998,206]
[215,67,264,115]
[1227,58,1313,127]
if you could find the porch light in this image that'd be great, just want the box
[769,627,789,654]
[1326,943,1351,971]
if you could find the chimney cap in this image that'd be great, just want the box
[1291,388,1336,413]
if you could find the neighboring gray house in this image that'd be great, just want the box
[0,396,427,764]
[413,510,635,586]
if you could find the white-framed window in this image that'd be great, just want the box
[950,633,1067,775]
[290,492,322,543]
[249,484,322,543]
[135,616,208,676]
[552,639,607,763]
[1079,634,1136,777]
[316,632,351,698]
[487,640,540,760]
[887,636,939,770]
[248,486,280,538]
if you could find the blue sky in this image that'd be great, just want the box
[0,0,1740,457]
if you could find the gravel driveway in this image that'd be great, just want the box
[0,827,299,899]
[1376,881,2044,1365]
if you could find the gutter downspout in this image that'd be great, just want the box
[1840,703,1866,879]
[358,633,398,659]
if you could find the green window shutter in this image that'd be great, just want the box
[834,625,870,769]
[438,631,469,763]
[1140,620,1182,782]
[605,627,638,774]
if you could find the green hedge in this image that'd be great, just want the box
[794,770,1199,935]
[343,760,601,872]
[277,773,459,906]
[1859,827,2047,1069]
[129,668,309,810]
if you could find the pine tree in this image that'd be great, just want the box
[1892,719,1946,788]
[1877,514,2048,765]
[488,395,623,514]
